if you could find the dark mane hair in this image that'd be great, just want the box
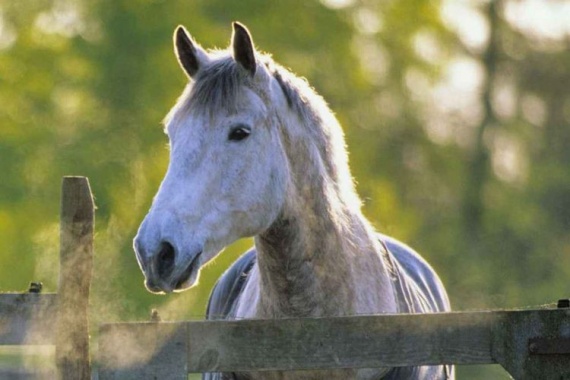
[188,57,249,114]
[165,51,324,125]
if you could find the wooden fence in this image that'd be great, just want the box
[98,307,570,380]
[0,176,93,379]
[1,176,570,379]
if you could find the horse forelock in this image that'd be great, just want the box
[165,52,317,125]
[163,56,243,128]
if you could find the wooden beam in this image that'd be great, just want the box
[56,176,94,380]
[187,308,570,379]
[186,311,501,372]
[187,309,570,379]
[493,307,570,379]
[0,293,57,345]
[0,369,56,378]
[98,322,188,380]
[98,308,570,379]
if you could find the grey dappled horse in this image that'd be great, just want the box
[134,22,454,380]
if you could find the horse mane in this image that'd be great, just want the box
[265,58,362,214]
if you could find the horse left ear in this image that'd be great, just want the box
[231,22,256,76]
[174,25,206,79]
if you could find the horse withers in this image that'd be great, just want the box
[134,22,454,380]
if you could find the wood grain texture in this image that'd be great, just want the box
[55,177,94,380]
[493,308,570,380]
[98,308,570,379]
[186,311,500,373]
[187,308,570,378]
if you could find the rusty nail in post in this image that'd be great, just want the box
[28,282,43,293]
[150,309,161,322]
[557,299,570,308]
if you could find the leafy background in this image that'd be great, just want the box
[1,0,569,378]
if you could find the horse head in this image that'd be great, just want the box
[134,23,291,293]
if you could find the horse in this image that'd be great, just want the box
[134,22,454,380]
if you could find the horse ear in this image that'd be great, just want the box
[231,22,256,76]
[174,25,205,79]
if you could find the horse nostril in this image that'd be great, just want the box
[156,242,176,279]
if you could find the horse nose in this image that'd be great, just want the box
[154,241,176,280]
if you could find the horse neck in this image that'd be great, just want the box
[254,111,396,318]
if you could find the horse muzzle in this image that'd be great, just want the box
[134,236,203,294]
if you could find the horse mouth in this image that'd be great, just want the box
[145,281,163,294]
[174,251,202,290]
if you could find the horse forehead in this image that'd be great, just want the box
[205,86,268,118]
[237,87,268,115]
[169,86,269,135]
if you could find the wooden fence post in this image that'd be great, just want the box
[56,176,94,380]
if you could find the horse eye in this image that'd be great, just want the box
[228,125,251,141]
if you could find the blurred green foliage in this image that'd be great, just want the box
[1,0,569,378]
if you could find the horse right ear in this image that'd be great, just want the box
[174,25,207,79]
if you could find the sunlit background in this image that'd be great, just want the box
[1,0,569,378]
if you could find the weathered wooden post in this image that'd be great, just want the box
[56,176,94,380]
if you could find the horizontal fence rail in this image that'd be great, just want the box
[99,307,570,380]
[0,293,57,345]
